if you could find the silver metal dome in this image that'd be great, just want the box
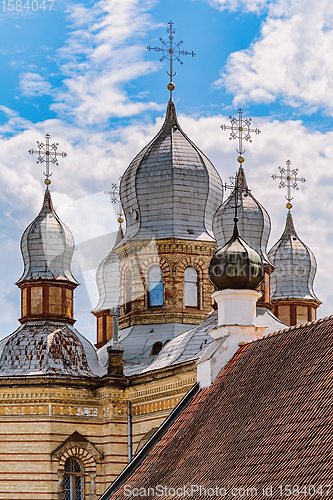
[17,188,78,284]
[118,100,223,244]
[213,166,272,266]
[268,212,320,302]
[93,225,123,314]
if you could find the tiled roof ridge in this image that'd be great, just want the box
[241,314,333,345]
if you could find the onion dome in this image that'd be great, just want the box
[17,187,78,285]
[93,224,123,314]
[268,212,320,302]
[209,218,264,290]
[213,166,272,266]
[0,321,104,377]
[118,99,223,243]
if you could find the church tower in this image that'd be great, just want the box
[93,23,223,358]
[212,109,274,310]
[268,160,321,325]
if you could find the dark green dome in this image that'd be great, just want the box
[209,218,264,290]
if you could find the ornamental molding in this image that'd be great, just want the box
[129,377,196,404]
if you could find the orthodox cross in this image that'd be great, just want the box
[104,177,124,223]
[147,21,195,98]
[28,133,67,185]
[272,160,306,210]
[221,108,261,164]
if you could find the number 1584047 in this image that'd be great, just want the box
[2,0,53,10]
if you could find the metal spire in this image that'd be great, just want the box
[28,133,67,186]
[104,177,124,224]
[221,108,261,165]
[147,21,195,99]
[272,160,306,211]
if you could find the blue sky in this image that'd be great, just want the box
[0,0,333,344]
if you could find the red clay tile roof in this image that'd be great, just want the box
[110,315,333,499]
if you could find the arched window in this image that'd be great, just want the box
[124,271,132,314]
[184,267,198,307]
[64,458,84,500]
[149,267,163,307]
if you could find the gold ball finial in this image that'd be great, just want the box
[286,202,292,210]
[118,216,124,224]
[167,82,175,91]
[237,155,245,163]
[44,178,51,185]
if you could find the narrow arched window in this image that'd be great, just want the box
[64,458,84,500]
[124,271,132,314]
[149,267,163,307]
[184,267,198,307]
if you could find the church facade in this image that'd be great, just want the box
[0,98,321,500]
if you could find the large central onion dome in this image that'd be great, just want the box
[213,166,272,266]
[119,100,223,243]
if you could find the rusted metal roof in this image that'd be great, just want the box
[106,315,333,499]
[0,321,105,377]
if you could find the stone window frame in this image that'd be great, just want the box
[53,439,102,500]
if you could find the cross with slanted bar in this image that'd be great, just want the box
[147,21,195,98]
[104,177,124,223]
[28,133,67,185]
[221,108,261,159]
[272,159,306,210]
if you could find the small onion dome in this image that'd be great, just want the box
[268,212,321,302]
[17,188,78,285]
[213,166,273,266]
[209,218,264,290]
[92,224,123,314]
[118,99,223,244]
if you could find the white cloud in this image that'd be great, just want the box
[19,73,52,96]
[214,0,333,112]
[50,0,162,125]
[207,0,268,13]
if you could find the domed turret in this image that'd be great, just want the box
[93,224,123,348]
[16,187,78,324]
[17,187,78,285]
[209,218,264,291]
[268,211,321,325]
[213,166,271,265]
[118,99,223,244]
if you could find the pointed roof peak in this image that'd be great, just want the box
[164,99,179,127]
[236,165,248,190]
[282,211,298,239]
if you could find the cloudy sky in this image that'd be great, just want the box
[0,0,332,344]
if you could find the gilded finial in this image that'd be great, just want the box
[221,108,261,165]
[272,160,306,211]
[28,133,67,185]
[147,21,195,99]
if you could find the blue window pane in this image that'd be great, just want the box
[150,282,163,306]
